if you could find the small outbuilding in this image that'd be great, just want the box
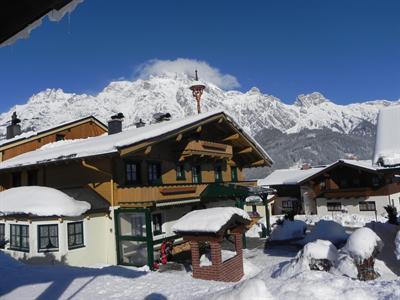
[172,207,250,282]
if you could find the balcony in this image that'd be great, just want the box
[115,180,258,208]
[180,140,233,161]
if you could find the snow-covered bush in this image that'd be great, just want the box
[395,230,400,260]
[212,278,273,300]
[342,227,384,281]
[344,227,383,263]
[299,220,348,246]
[274,240,338,278]
[269,219,307,241]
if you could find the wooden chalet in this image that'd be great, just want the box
[0,115,107,162]
[0,111,272,267]
[260,160,400,217]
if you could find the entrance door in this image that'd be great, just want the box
[115,209,154,267]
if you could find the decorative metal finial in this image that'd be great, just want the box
[195,70,199,81]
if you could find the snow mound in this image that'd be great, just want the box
[303,240,338,262]
[269,219,307,241]
[0,186,90,217]
[343,228,383,262]
[172,207,250,234]
[275,240,338,278]
[298,213,387,228]
[212,278,273,300]
[300,220,348,246]
[395,231,400,260]
[245,220,266,238]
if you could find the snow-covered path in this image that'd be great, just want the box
[1,245,399,300]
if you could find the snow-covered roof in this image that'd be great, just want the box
[172,207,250,234]
[0,186,90,217]
[0,115,106,148]
[373,106,400,167]
[258,159,378,187]
[0,110,272,170]
[258,167,325,186]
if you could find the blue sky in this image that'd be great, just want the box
[1,0,400,112]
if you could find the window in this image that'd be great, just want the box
[152,213,163,235]
[27,170,38,186]
[11,172,21,187]
[125,162,141,185]
[214,165,223,182]
[327,202,342,212]
[340,178,348,188]
[192,165,202,183]
[67,222,84,249]
[0,224,5,249]
[282,200,293,209]
[359,201,376,211]
[231,166,238,182]
[176,164,185,181]
[119,212,146,237]
[148,162,162,185]
[55,134,65,141]
[372,177,380,187]
[38,224,59,252]
[10,224,29,252]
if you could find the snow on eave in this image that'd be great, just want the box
[1,0,84,47]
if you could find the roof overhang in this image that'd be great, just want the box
[0,0,84,46]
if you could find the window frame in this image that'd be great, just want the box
[359,201,376,211]
[125,161,141,185]
[55,134,65,142]
[9,224,29,252]
[176,164,186,181]
[282,200,293,209]
[214,164,223,183]
[327,202,342,212]
[231,166,238,182]
[67,222,85,250]
[38,224,59,252]
[0,223,5,249]
[152,213,163,236]
[192,165,202,184]
[147,162,162,185]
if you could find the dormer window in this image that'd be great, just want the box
[56,134,65,141]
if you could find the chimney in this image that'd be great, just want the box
[301,163,311,170]
[6,112,21,139]
[153,113,171,123]
[135,119,146,128]
[108,113,124,135]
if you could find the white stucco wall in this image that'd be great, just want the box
[1,213,116,267]
[316,195,393,216]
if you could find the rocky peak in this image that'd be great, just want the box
[294,92,330,108]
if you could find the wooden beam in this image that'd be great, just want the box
[218,117,224,123]
[144,145,152,155]
[196,126,202,133]
[176,133,183,142]
[251,159,265,166]
[237,147,253,154]
[223,133,240,142]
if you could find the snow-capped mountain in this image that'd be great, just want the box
[1,73,398,138]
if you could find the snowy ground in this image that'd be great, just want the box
[1,242,399,300]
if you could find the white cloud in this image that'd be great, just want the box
[134,58,240,90]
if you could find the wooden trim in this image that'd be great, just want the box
[0,116,107,151]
